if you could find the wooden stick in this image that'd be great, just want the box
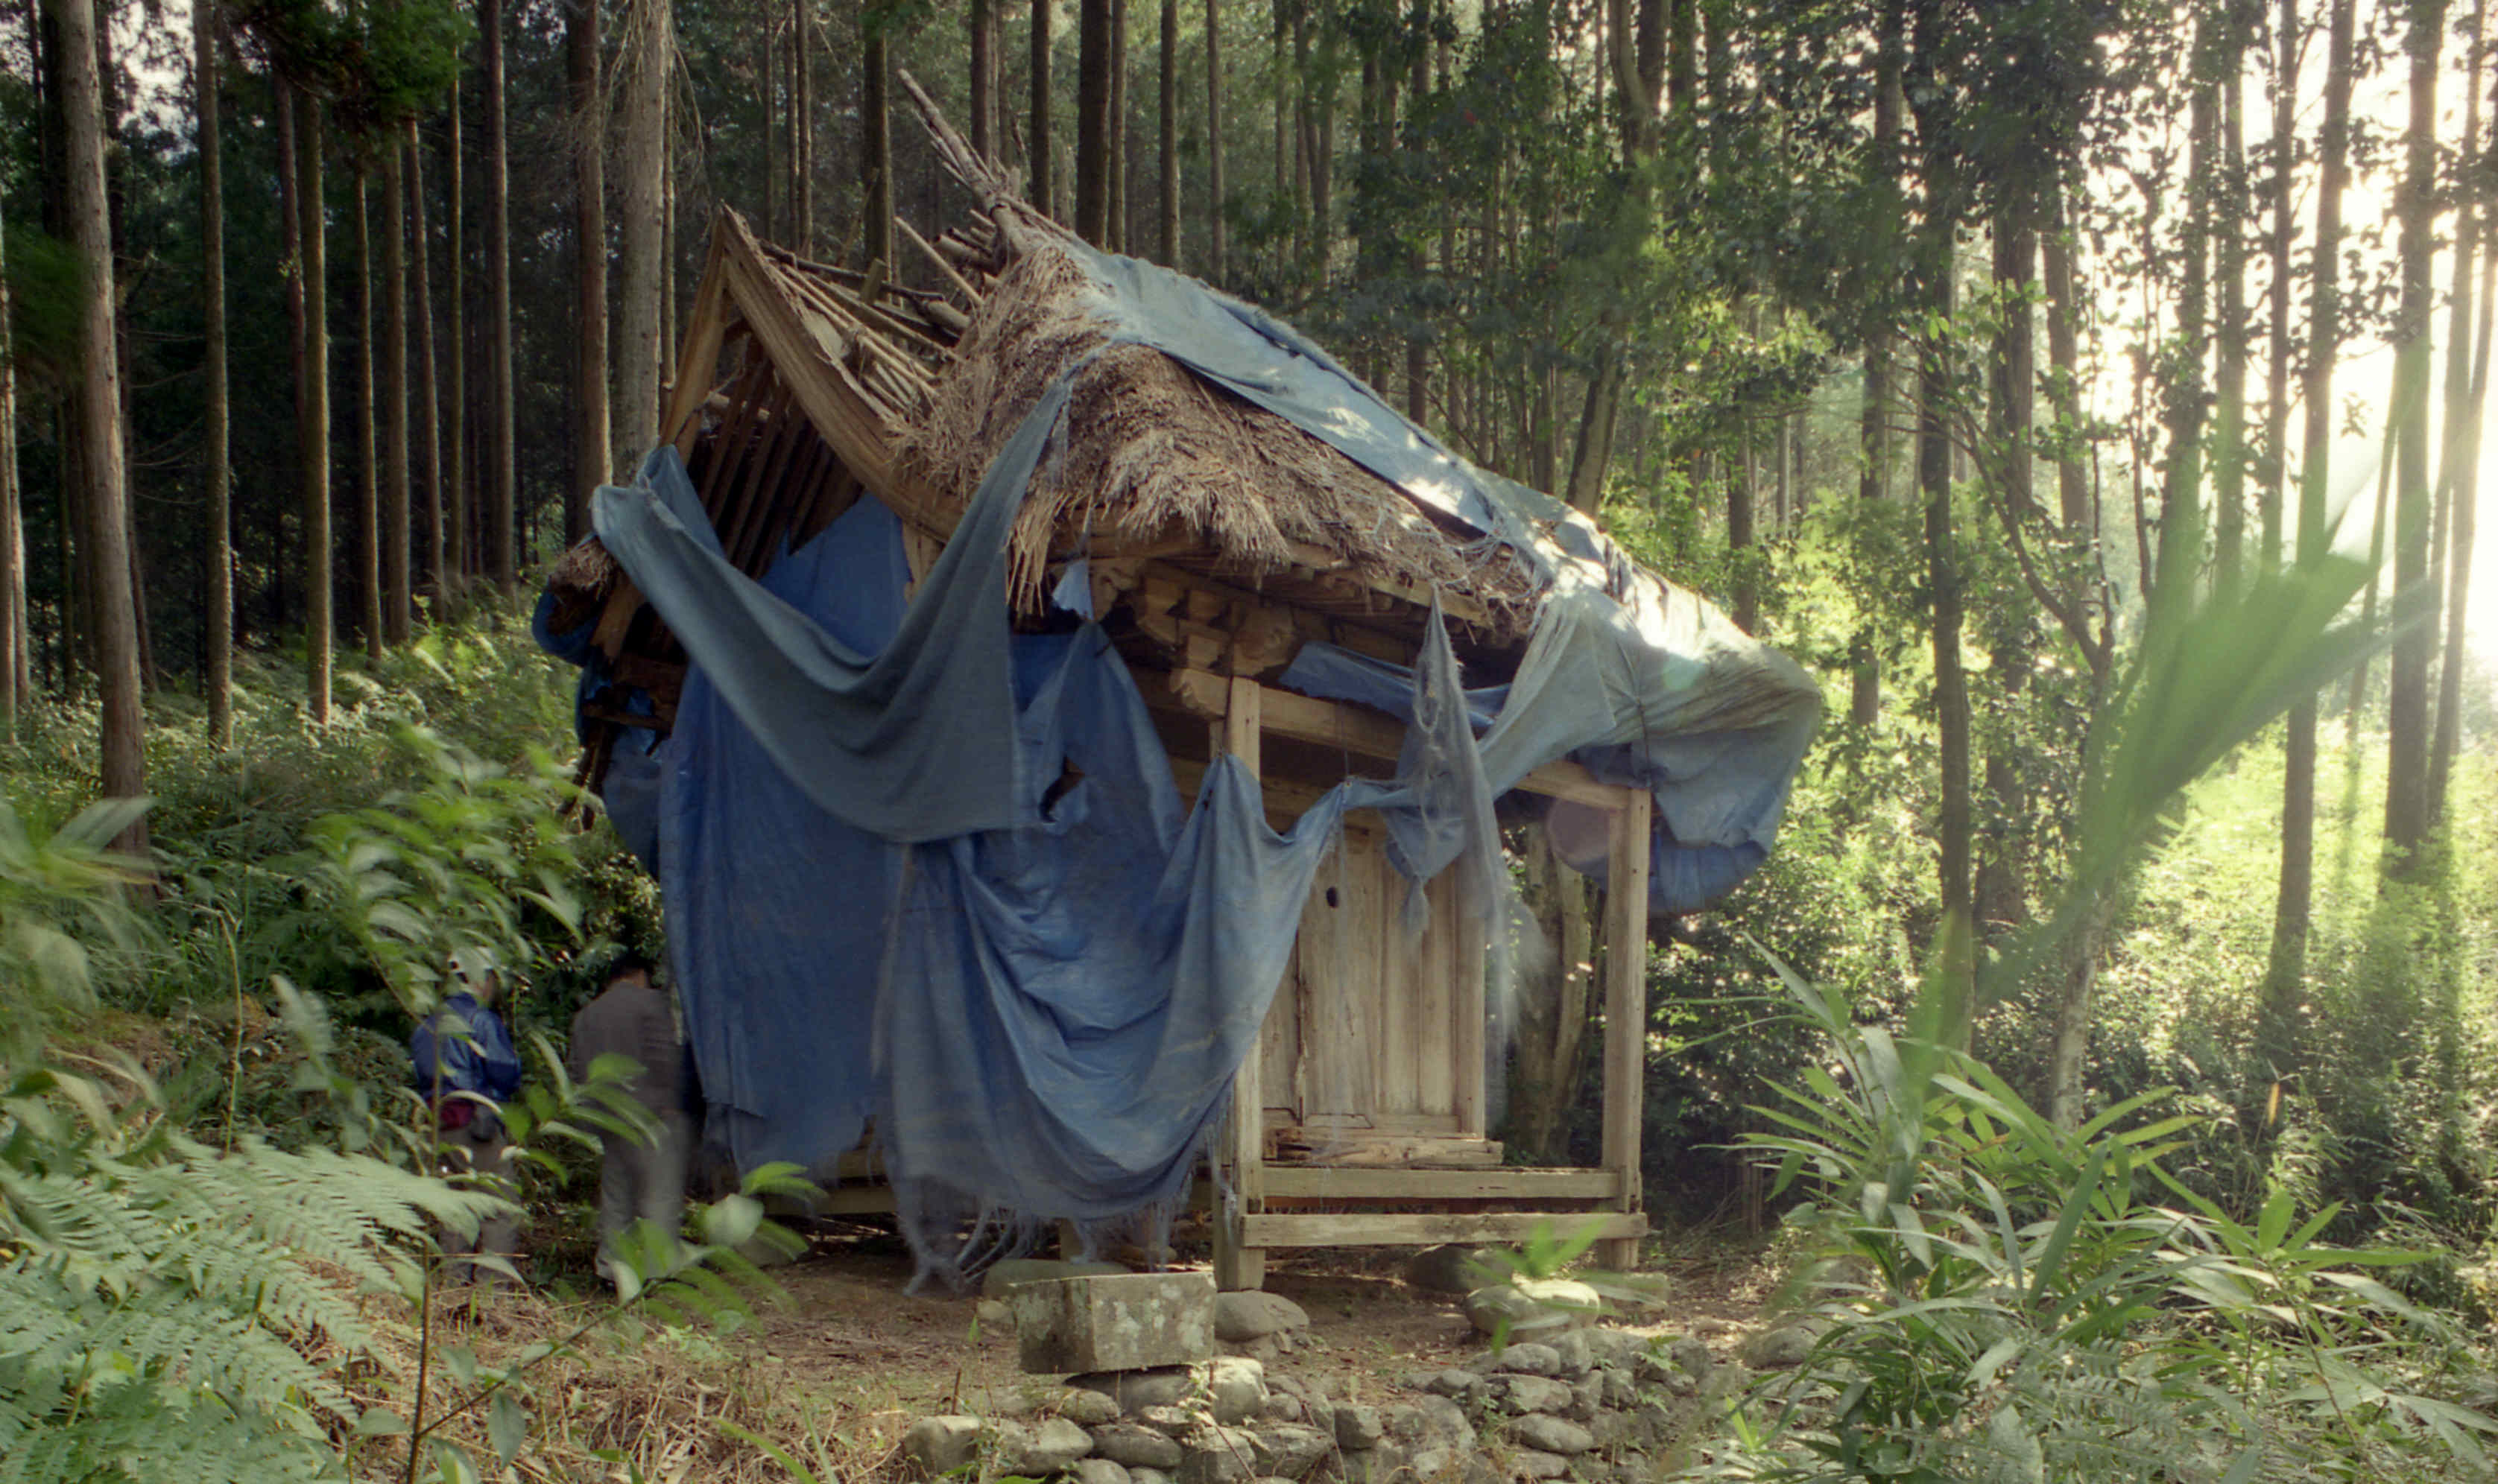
[899,213,987,308]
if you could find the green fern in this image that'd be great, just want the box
[2,802,498,1483]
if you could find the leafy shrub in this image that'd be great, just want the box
[1720,962,2491,1483]
[0,800,494,1483]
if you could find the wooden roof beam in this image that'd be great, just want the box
[1162,668,1623,810]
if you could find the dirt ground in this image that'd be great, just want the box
[370,1219,1785,1480]
[730,1223,1782,1456]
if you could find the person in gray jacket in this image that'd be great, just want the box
[568,951,696,1289]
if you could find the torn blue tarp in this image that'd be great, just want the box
[588,431,1505,1284]
[550,240,1820,1280]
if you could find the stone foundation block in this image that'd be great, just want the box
[1017,1273,1218,1374]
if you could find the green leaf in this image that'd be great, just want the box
[2254,1184,2294,1254]
[487,1389,528,1468]
[2026,1141,2105,1302]
[702,1194,766,1250]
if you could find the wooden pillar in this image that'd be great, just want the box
[1212,673,1268,1291]
[1453,882,1487,1137]
[1596,788,1652,1270]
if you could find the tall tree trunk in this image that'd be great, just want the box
[1310,10,1334,275]
[863,7,893,270]
[2382,0,2446,866]
[1976,193,2037,938]
[761,28,777,240]
[1159,0,1180,264]
[2348,426,2395,720]
[1727,425,1756,632]
[2214,66,2249,593]
[382,143,411,641]
[1111,0,1131,253]
[1850,0,1904,729]
[2041,181,2091,586]
[443,84,467,592]
[971,0,996,158]
[195,0,230,743]
[2158,45,2215,599]
[60,0,145,844]
[292,86,334,722]
[0,192,17,730]
[1031,0,1054,214]
[2427,2,2486,828]
[794,0,812,256]
[353,170,382,664]
[1908,39,1973,1037]
[1077,0,1114,244]
[2431,238,2493,823]
[617,0,674,465]
[2262,0,2297,574]
[661,86,676,358]
[1405,4,1429,422]
[2265,0,2357,1074]
[483,0,519,591]
[407,121,443,603]
[570,0,610,533]
[1206,0,1226,280]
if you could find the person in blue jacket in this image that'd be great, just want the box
[411,951,526,1284]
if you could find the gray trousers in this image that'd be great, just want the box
[437,1114,520,1284]
[595,1109,692,1284]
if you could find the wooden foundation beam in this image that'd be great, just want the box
[1597,789,1653,1271]
[1259,1167,1623,1201]
[1241,1210,1645,1249]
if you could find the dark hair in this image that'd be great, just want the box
[608,949,657,983]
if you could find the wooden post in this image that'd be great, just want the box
[1453,878,1487,1137]
[1596,788,1651,1270]
[1212,673,1268,1291]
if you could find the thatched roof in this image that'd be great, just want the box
[554,77,1654,792]
[558,78,1571,657]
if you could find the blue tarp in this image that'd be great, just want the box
[547,241,1821,1283]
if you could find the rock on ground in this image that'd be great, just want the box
[1091,1423,1186,1471]
[1488,1374,1572,1415]
[1508,1413,1596,1456]
[1214,1290,1312,1342]
[1332,1404,1384,1451]
[1074,1460,1133,1484]
[1005,1417,1099,1475]
[1176,1425,1260,1484]
[1069,1367,1196,1415]
[1738,1326,1816,1371]
[1203,1356,1269,1425]
[902,1415,981,1475]
[1487,1342,1562,1376]
[1508,1449,1571,1480]
[1405,1244,1502,1294]
[1055,1389,1124,1426]
[1672,1336,1717,1382]
[1463,1279,1601,1337]
[1249,1422,1333,1480]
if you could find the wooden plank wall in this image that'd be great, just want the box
[1259,830,1485,1147]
